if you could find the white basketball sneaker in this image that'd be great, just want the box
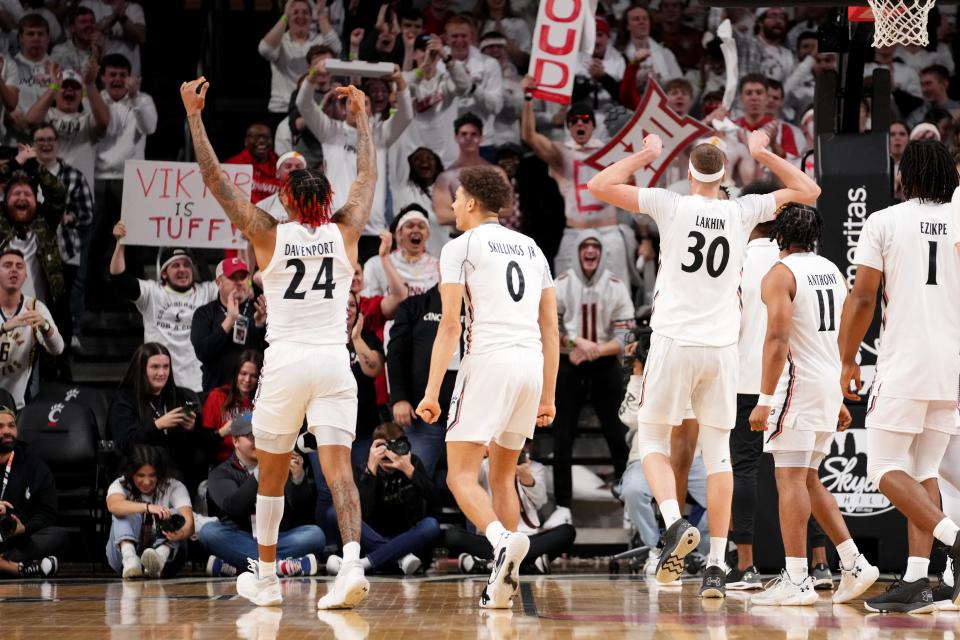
[237,560,283,607]
[480,531,530,609]
[833,554,880,604]
[317,559,369,610]
[751,571,819,606]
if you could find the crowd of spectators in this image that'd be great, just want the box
[0,0,957,579]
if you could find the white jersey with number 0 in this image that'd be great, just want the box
[772,252,847,431]
[636,189,778,347]
[260,222,354,347]
[853,199,960,401]
[439,222,553,355]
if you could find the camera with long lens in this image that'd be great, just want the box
[156,512,186,534]
[622,320,652,381]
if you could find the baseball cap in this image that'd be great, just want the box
[595,17,610,36]
[230,412,253,437]
[216,257,250,279]
[158,248,194,274]
[495,142,524,161]
[62,70,83,87]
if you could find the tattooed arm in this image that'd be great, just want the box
[332,85,377,263]
[180,77,277,267]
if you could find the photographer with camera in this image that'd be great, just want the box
[200,413,325,578]
[0,407,66,578]
[548,230,635,527]
[105,445,194,579]
[324,422,441,576]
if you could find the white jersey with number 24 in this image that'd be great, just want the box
[439,222,554,356]
[260,222,355,347]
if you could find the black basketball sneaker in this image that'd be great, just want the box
[655,519,700,584]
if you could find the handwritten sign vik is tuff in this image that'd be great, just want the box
[120,160,253,249]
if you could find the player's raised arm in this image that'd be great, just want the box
[333,85,377,244]
[586,135,663,212]
[415,282,464,424]
[749,264,796,431]
[748,131,821,207]
[536,286,559,427]
[180,78,278,245]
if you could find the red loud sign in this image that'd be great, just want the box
[529,0,590,105]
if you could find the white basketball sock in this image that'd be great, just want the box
[708,537,727,568]
[933,517,960,547]
[659,500,681,528]
[785,557,807,584]
[485,521,507,547]
[835,539,859,570]
[343,541,361,563]
[904,556,929,582]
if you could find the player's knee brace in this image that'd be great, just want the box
[912,430,951,482]
[252,427,299,454]
[631,422,673,462]
[698,424,732,475]
[495,431,527,451]
[866,437,911,487]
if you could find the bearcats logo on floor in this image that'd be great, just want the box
[819,429,894,517]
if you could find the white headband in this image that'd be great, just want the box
[396,210,429,230]
[689,161,724,182]
[276,150,305,171]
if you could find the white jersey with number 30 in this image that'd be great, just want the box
[636,189,778,347]
[439,222,553,356]
[260,222,354,347]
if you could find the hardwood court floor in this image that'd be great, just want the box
[0,574,958,639]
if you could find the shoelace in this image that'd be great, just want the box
[245,558,259,577]
[283,558,303,575]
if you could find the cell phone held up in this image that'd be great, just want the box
[181,400,198,417]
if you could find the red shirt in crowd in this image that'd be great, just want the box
[225,149,281,204]
[202,385,255,462]
[360,294,389,405]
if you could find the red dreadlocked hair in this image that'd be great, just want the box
[281,168,334,226]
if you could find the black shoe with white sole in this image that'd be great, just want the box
[699,565,726,598]
[655,519,700,584]
[864,578,936,614]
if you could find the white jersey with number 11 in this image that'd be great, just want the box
[439,222,553,356]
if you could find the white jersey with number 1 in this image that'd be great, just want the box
[439,222,554,355]
[636,189,778,347]
[853,199,960,401]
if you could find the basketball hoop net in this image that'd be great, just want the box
[852,0,936,48]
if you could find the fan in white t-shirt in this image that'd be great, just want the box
[586,130,821,598]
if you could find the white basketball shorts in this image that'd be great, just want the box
[252,342,358,453]
[864,396,958,436]
[764,428,834,468]
[445,349,543,449]
[635,333,737,429]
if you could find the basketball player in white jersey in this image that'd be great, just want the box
[747,204,879,607]
[587,131,820,597]
[181,78,375,610]
[415,166,559,609]
[839,139,960,612]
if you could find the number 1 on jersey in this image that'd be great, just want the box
[283,257,336,300]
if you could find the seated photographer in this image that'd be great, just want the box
[0,407,67,578]
[325,422,441,576]
[446,443,576,575]
[105,445,195,579]
[108,342,205,492]
[201,414,324,578]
